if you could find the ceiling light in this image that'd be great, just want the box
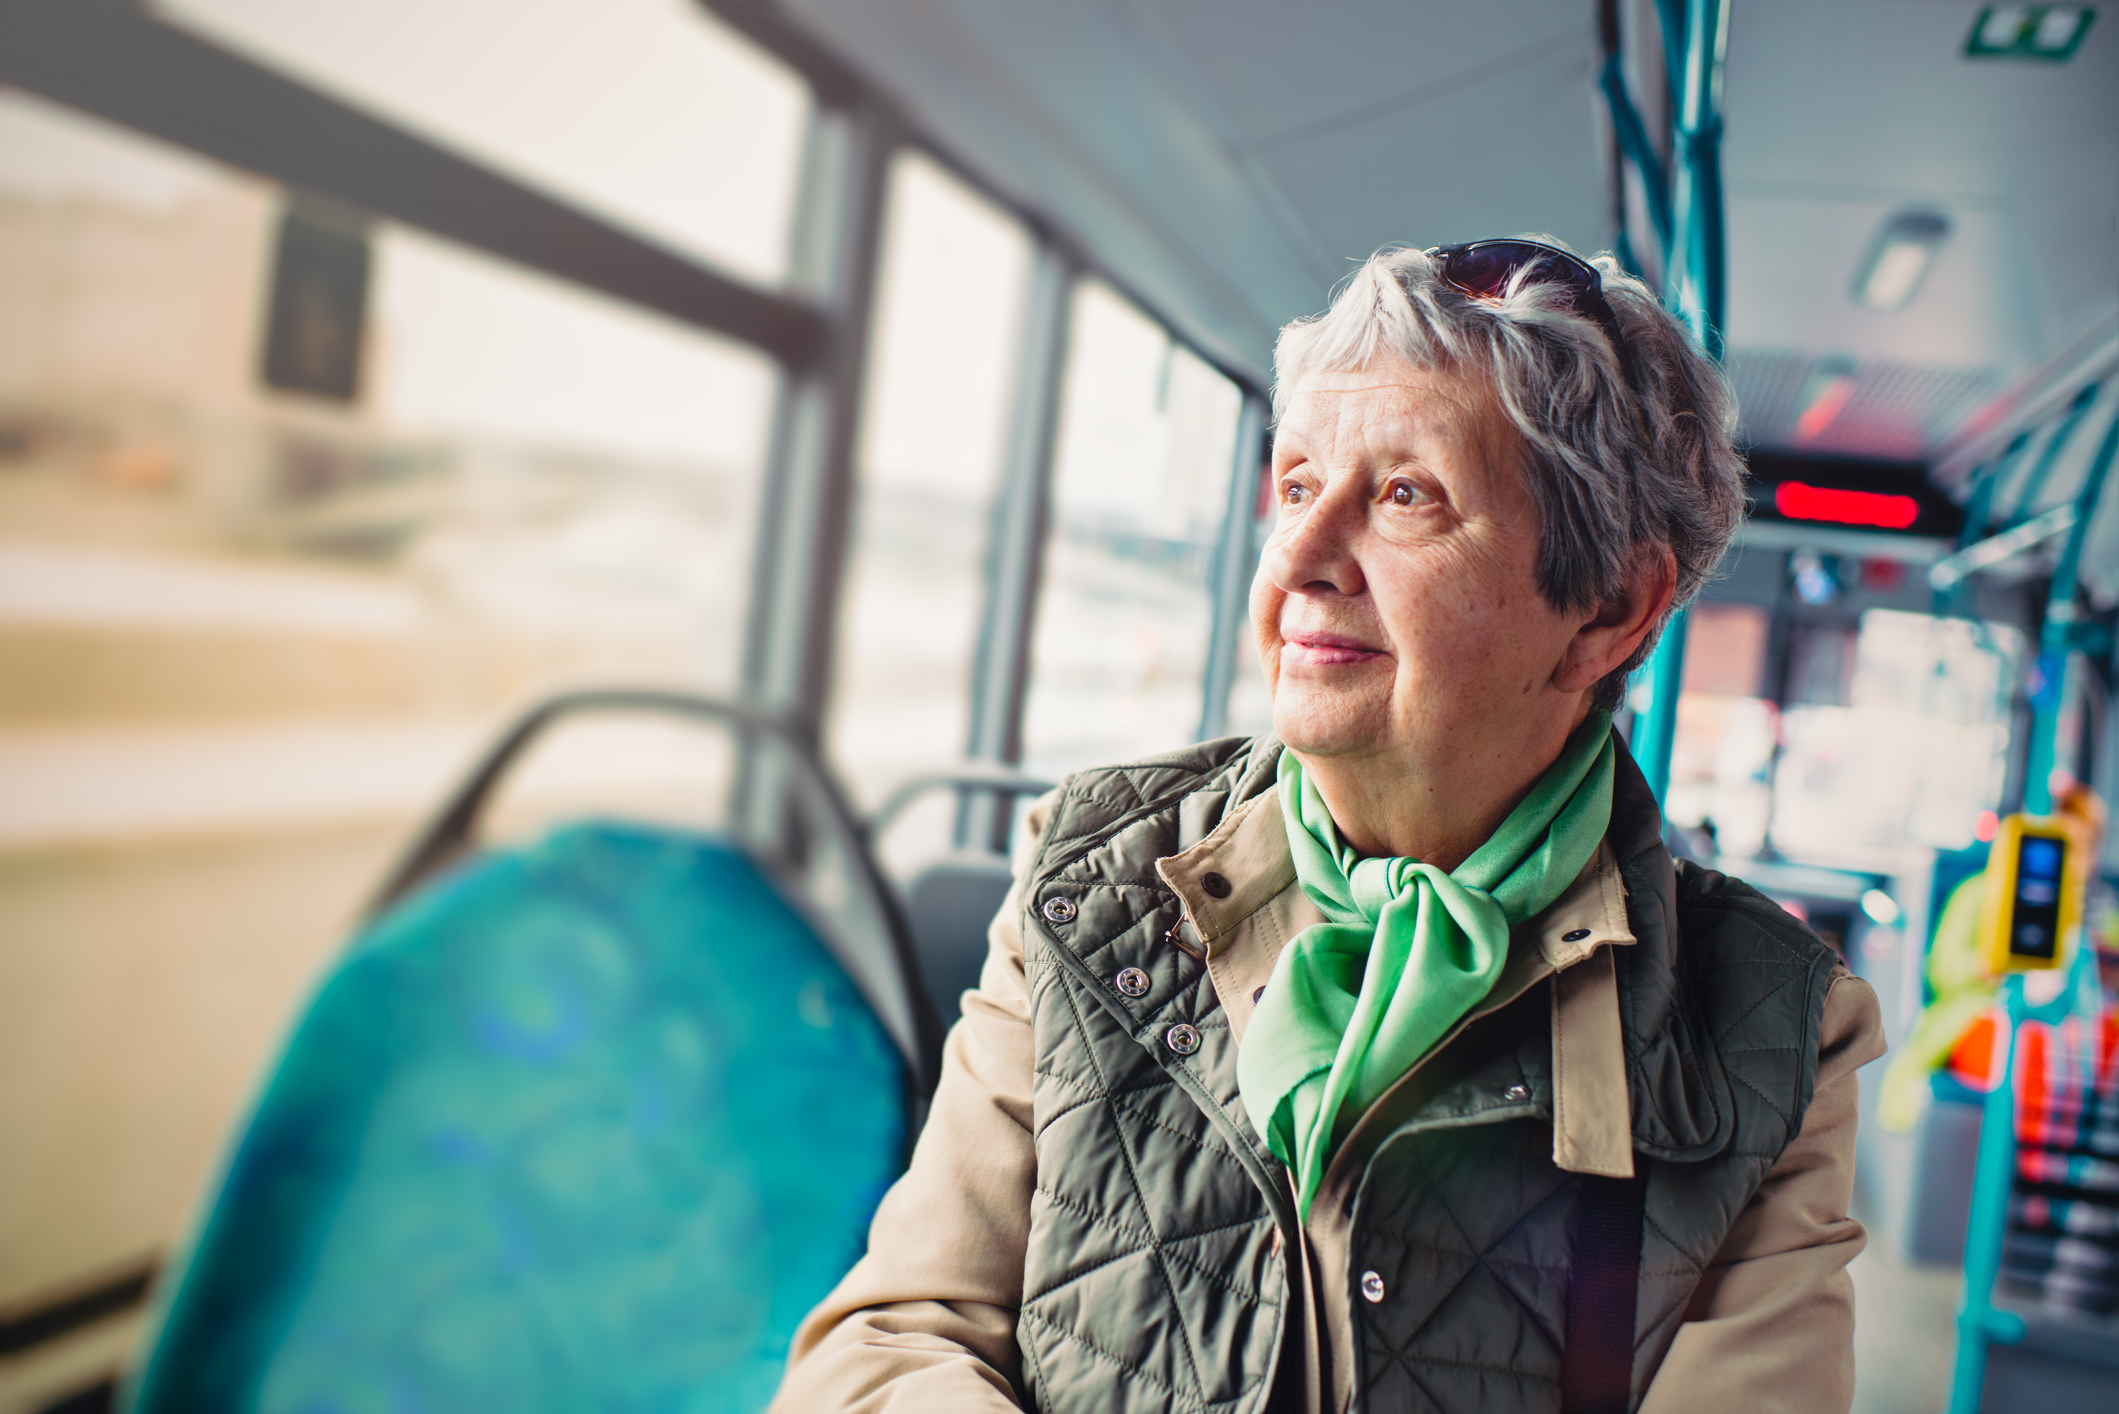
[1966,6,2097,61]
[1794,355,1858,439]
[1851,211,1951,311]
[1860,889,1901,926]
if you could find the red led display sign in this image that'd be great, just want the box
[1772,480,1922,530]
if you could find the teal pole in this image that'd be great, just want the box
[2021,652,2073,817]
[1633,609,1689,801]
[1631,0,1725,802]
[2022,401,2119,815]
[1946,942,2108,1414]
[1667,0,1729,360]
[1944,397,2115,1414]
[2010,383,2104,530]
[1945,974,2030,1414]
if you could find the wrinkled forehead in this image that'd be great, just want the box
[1273,358,1512,461]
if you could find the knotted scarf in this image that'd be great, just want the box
[1236,713,1616,1217]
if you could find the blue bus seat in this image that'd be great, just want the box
[129,819,907,1414]
[866,769,1053,1028]
[901,851,1016,1025]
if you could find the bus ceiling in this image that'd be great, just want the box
[748,1,2116,463]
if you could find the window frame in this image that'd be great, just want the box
[0,0,1270,770]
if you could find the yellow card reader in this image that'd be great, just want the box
[1979,812,2089,973]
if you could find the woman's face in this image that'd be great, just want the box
[1251,359,1591,772]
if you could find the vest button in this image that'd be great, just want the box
[1360,1269,1386,1304]
[1201,871,1232,899]
[1562,928,1591,942]
[1164,1023,1201,1055]
[1504,1084,1530,1101]
[1041,896,1078,924]
[1115,967,1150,997]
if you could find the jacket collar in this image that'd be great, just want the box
[1160,781,1632,962]
[1154,774,1638,1176]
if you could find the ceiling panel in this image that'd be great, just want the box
[1130,0,1590,146]
[766,0,2117,459]
[1728,350,2003,461]
[1246,39,1606,266]
[780,0,1318,379]
[775,0,1610,386]
[1725,194,2041,368]
[1721,0,2119,451]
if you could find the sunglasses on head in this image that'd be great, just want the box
[1425,239,1626,355]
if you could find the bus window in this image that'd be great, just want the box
[1663,602,1777,860]
[1773,609,2023,859]
[0,89,778,1309]
[1022,283,1242,776]
[1222,452,1281,741]
[157,0,809,284]
[827,152,1029,870]
[368,224,775,697]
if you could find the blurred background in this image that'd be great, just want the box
[0,2,2114,1412]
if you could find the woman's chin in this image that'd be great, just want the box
[1270,687,1392,758]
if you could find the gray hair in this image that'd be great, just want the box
[1272,241,1746,710]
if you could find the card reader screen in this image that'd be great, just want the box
[2009,835,2066,960]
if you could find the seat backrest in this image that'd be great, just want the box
[131,820,907,1414]
[902,852,1016,1026]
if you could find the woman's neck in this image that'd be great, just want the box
[1291,702,1591,871]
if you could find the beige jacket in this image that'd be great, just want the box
[777,788,1887,1413]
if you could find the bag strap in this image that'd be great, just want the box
[1560,1171,1648,1414]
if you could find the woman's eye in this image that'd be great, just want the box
[1282,482,1308,505]
[1385,480,1424,507]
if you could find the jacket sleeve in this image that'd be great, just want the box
[768,795,1056,1414]
[1637,968,1888,1414]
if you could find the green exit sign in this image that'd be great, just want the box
[1966,5,2097,60]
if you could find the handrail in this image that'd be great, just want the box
[1622,0,1730,807]
[1927,503,2078,593]
[2022,403,2119,816]
[2006,382,2106,528]
[363,688,944,1095]
[1933,314,2119,487]
[868,767,1057,843]
[370,692,786,911]
[1597,54,1673,258]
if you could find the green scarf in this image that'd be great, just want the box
[1237,713,1616,1217]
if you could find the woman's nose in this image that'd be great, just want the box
[1262,487,1365,597]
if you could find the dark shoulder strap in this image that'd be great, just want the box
[1560,1171,1647,1413]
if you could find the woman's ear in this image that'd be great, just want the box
[1552,547,1677,694]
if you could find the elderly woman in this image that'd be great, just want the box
[775,241,1885,1413]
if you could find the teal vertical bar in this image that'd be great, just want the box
[1635,0,1725,806]
[2021,401,2119,815]
[1632,607,1689,802]
[2021,652,2069,817]
[1947,399,2116,1414]
[1945,973,2029,1414]
[1667,0,1729,358]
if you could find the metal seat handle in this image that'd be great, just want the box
[867,768,1057,843]
[367,689,836,916]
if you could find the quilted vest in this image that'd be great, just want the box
[1014,734,1843,1414]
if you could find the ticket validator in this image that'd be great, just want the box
[1978,812,2090,973]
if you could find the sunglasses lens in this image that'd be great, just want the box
[1443,242,1594,305]
[1435,240,1624,357]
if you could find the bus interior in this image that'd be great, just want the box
[1,2,2116,1411]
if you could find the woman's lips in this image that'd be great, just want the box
[1281,632,1385,667]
